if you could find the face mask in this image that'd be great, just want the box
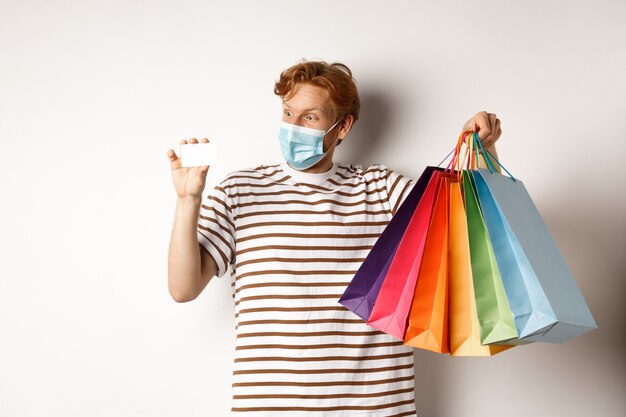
[278,118,342,170]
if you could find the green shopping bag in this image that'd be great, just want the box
[463,170,519,345]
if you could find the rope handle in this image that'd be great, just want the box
[439,130,517,182]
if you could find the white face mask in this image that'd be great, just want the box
[277,118,342,170]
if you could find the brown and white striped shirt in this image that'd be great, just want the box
[197,161,417,416]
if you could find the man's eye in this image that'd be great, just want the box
[305,115,316,121]
[284,110,293,116]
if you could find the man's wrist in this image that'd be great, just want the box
[177,195,203,208]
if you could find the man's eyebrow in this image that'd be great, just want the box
[281,104,324,113]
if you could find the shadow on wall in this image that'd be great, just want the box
[345,86,448,414]
[540,197,626,364]
[412,349,446,417]
[339,87,397,166]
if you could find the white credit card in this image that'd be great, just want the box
[179,141,216,167]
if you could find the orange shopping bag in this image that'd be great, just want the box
[404,176,450,353]
[448,178,513,356]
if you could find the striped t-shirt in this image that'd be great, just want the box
[197,160,417,417]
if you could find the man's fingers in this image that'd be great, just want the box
[180,137,210,146]
[488,113,498,140]
[488,116,502,144]
[475,111,491,140]
[494,119,502,140]
[167,149,179,161]
[172,137,211,167]
[189,137,210,143]
[461,112,501,148]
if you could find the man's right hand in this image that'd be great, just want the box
[166,138,211,199]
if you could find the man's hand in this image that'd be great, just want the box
[166,138,211,200]
[462,111,502,150]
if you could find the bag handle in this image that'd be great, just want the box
[472,132,517,181]
[440,130,517,182]
[472,132,497,173]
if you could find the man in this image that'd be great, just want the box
[166,60,502,416]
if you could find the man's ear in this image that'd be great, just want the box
[338,114,354,140]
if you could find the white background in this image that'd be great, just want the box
[1,1,625,416]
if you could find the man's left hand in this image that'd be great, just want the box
[462,111,502,150]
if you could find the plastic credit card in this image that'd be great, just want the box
[179,141,216,167]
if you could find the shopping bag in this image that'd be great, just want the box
[463,170,519,345]
[472,167,598,343]
[366,171,441,339]
[448,178,513,356]
[403,176,450,353]
[471,170,557,339]
[339,166,439,320]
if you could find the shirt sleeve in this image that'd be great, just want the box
[386,169,415,216]
[197,183,236,278]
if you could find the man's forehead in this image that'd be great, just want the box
[282,84,332,113]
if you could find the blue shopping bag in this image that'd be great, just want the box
[470,158,597,343]
[471,170,558,339]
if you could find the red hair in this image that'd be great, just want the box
[274,59,361,122]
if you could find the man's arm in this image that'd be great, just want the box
[167,196,218,303]
[166,138,225,303]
